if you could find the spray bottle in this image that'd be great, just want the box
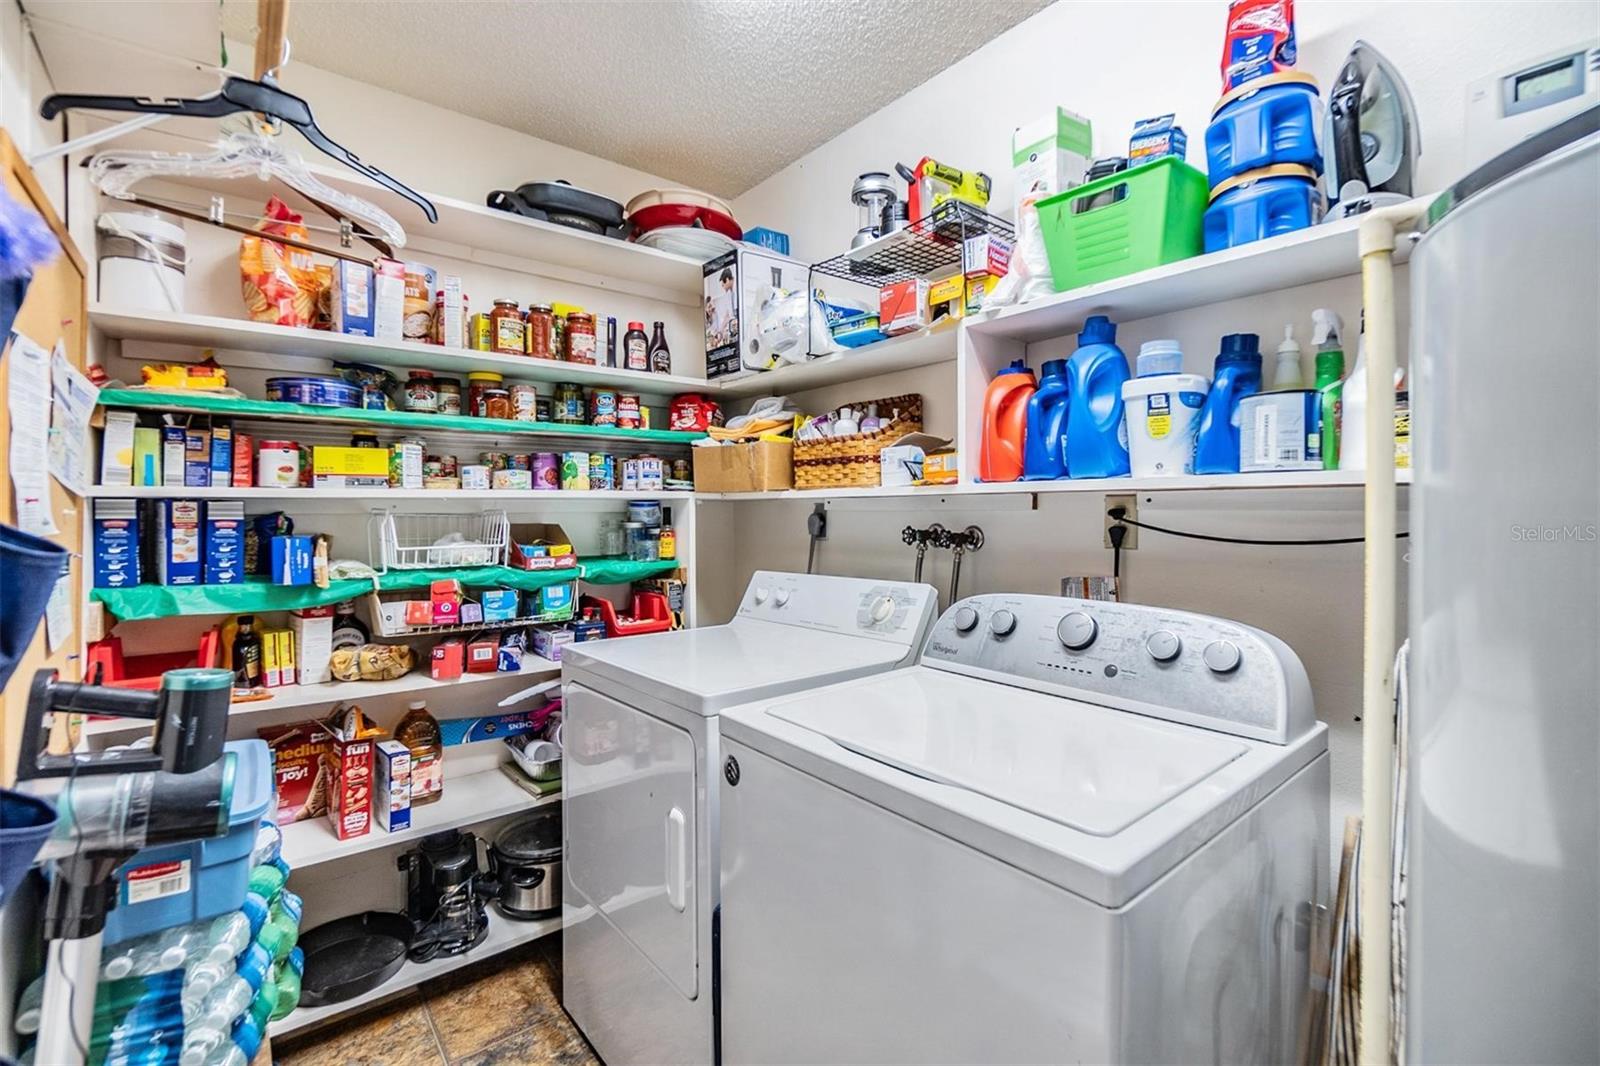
[1312,310,1344,469]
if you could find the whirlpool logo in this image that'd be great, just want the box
[928,641,960,658]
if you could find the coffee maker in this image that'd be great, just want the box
[399,829,490,961]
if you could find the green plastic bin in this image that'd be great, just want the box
[1035,157,1209,292]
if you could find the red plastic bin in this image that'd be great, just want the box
[579,592,673,638]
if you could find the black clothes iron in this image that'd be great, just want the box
[1323,40,1421,220]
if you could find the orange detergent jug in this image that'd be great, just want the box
[979,360,1036,482]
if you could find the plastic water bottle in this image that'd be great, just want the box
[13,973,44,1034]
[180,1022,232,1066]
[248,971,278,1029]
[199,1042,247,1066]
[246,860,288,902]
[233,1011,265,1061]
[271,947,305,1022]
[239,892,270,940]
[184,944,269,1025]
[103,921,211,979]
[1064,315,1132,479]
[262,893,302,962]
[205,911,254,966]
[250,821,283,866]
[187,976,255,1035]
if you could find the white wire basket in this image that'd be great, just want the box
[369,509,510,572]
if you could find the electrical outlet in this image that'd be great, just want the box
[1104,494,1137,550]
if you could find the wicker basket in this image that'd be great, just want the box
[793,394,922,489]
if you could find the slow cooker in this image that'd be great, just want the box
[489,809,561,920]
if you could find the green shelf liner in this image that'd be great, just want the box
[91,558,681,621]
[97,389,706,445]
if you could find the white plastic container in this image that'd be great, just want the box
[97,212,186,311]
[1122,373,1209,476]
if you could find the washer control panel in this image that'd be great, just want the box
[737,571,938,648]
[921,594,1313,744]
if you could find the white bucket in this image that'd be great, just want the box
[97,212,186,312]
[1122,374,1209,476]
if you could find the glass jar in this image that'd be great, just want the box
[526,304,555,359]
[483,387,512,421]
[350,431,381,449]
[553,382,585,424]
[510,384,538,422]
[643,527,662,561]
[565,312,598,364]
[600,516,626,557]
[489,299,525,355]
[403,370,438,413]
[466,371,504,417]
[624,521,651,561]
[436,378,461,416]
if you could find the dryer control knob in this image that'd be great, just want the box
[989,609,1018,637]
[754,587,770,604]
[774,588,791,607]
[1146,630,1182,662]
[953,606,980,633]
[1203,640,1242,674]
[870,596,895,623]
[1056,611,1098,650]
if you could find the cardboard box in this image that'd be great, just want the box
[1012,108,1093,218]
[161,427,186,488]
[92,499,140,589]
[480,588,519,622]
[183,427,212,488]
[920,447,959,486]
[331,260,376,336]
[692,440,793,493]
[157,499,202,586]
[437,274,465,348]
[928,275,966,323]
[880,280,931,335]
[390,441,422,490]
[508,522,578,571]
[702,246,811,379]
[466,638,499,673]
[275,630,295,688]
[532,625,574,662]
[232,433,254,488]
[133,427,162,486]
[373,740,412,833]
[313,474,389,490]
[258,722,331,826]
[209,422,233,487]
[312,446,389,478]
[404,600,435,626]
[324,734,373,840]
[261,628,282,688]
[1129,114,1188,164]
[204,501,244,585]
[101,411,136,487]
[963,235,1013,280]
[290,606,334,684]
[373,257,405,341]
[533,583,573,619]
[431,640,464,680]
[270,535,313,586]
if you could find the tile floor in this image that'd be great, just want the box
[275,934,596,1066]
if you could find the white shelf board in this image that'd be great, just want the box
[92,306,712,393]
[280,766,557,870]
[271,911,561,1038]
[708,468,1411,500]
[968,202,1426,344]
[715,327,959,397]
[85,485,694,503]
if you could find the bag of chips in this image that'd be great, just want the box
[240,196,320,327]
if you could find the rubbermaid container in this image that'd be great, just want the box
[1202,165,1324,254]
[103,739,274,944]
[1034,157,1208,292]
[1204,72,1323,186]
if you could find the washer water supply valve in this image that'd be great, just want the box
[933,525,984,604]
[901,524,946,583]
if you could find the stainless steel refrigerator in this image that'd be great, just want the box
[1406,107,1600,1064]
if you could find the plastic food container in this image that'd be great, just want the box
[266,376,363,408]
[1202,164,1324,254]
[103,740,274,944]
[1034,157,1208,292]
[1205,73,1323,186]
[97,212,186,313]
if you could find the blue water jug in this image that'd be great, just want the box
[1065,316,1132,479]
[1022,359,1070,480]
[1194,333,1264,474]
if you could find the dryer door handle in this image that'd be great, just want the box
[665,806,688,912]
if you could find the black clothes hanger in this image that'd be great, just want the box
[40,75,439,223]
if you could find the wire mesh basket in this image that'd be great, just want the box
[368,510,510,572]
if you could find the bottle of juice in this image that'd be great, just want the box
[395,700,443,805]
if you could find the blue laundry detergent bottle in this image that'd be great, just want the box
[1022,359,1070,480]
[1065,315,1132,479]
[1193,333,1264,474]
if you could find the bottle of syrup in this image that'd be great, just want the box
[648,321,672,374]
[394,700,444,805]
[623,321,649,372]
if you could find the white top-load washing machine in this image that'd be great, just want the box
[719,594,1330,1065]
[560,571,938,1065]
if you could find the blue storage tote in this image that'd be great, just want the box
[1205,72,1323,186]
[1203,165,1324,254]
[104,740,274,944]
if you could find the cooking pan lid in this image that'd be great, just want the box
[495,809,561,861]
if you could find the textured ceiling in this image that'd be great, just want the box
[210,0,1049,196]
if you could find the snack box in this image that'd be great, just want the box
[258,722,332,826]
[481,588,520,622]
[373,740,412,833]
[532,625,574,662]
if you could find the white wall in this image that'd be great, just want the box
[1,0,64,212]
[734,0,1600,260]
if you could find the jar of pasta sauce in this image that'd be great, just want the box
[511,384,539,422]
[565,312,598,364]
[490,299,525,355]
[466,371,504,417]
[436,378,461,416]
[482,387,512,421]
[403,370,439,413]
[526,304,555,360]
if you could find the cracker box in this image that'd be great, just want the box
[373,740,412,833]
[321,706,383,840]
[258,721,332,826]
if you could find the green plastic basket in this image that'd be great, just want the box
[1035,157,1209,292]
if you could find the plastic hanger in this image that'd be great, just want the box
[38,74,438,224]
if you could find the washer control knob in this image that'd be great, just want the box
[989,609,1018,638]
[870,596,896,623]
[774,588,791,607]
[953,606,980,633]
[1056,611,1098,650]
[754,587,770,604]
[1203,640,1242,674]
[1146,630,1182,662]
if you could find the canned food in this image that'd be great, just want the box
[509,453,532,471]
[589,389,618,426]
[298,444,314,488]
[621,457,639,492]
[438,454,458,478]
[615,393,641,429]
[257,440,300,488]
[480,451,510,471]
[535,398,553,423]
[553,382,585,424]
[589,452,615,491]
[636,455,664,490]
[532,453,559,490]
[511,384,538,422]
[422,455,445,479]
[492,469,533,491]
[560,451,590,491]
[362,385,389,410]
[461,464,490,490]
